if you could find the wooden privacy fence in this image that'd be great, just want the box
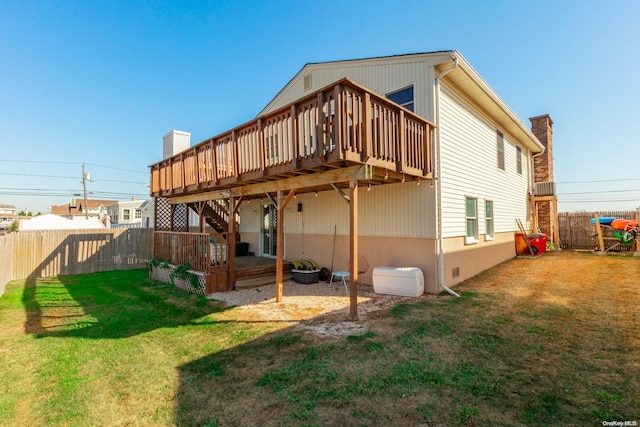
[0,234,14,296]
[9,228,153,281]
[558,210,639,250]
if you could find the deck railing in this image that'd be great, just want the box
[153,231,229,273]
[150,78,434,196]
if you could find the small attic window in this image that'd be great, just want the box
[303,74,312,91]
[386,85,414,112]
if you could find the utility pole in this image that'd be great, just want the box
[82,163,89,220]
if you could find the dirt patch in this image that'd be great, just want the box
[208,280,431,337]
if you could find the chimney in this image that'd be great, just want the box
[163,130,191,159]
[529,114,553,182]
[529,114,556,242]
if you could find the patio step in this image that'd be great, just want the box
[234,272,294,290]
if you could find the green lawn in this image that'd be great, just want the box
[1,251,638,426]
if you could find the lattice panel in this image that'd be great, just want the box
[155,197,172,231]
[150,265,206,295]
[171,204,188,232]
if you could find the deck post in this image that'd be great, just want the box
[275,189,296,303]
[228,196,244,289]
[276,191,284,302]
[349,180,359,320]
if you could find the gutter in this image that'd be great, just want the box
[434,55,461,298]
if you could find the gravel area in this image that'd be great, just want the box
[207,280,429,337]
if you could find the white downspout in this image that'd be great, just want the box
[530,148,546,193]
[434,55,460,297]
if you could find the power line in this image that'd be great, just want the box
[0,172,147,185]
[93,179,148,185]
[559,199,640,203]
[557,178,640,184]
[86,163,147,174]
[558,188,640,196]
[0,172,78,179]
[0,159,147,174]
[0,159,80,165]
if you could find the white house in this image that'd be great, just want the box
[0,204,17,222]
[106,199,145,227]
[19,213,105,230]
[149,50,553,301]
[50,199,116,219]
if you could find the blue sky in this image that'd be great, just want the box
[1,0,639,214]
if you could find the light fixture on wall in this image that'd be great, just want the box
[384,169,389,180]
[367,180,371,191]
[416,178,421,186]
[401,173,406,183]
[315,191,318,197]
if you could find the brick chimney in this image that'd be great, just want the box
[530,114,553,182]
[163,130,191,159]
[529,114,556,241]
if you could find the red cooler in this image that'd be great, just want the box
[527,233,547,255]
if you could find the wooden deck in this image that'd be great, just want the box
[149,78,434,201]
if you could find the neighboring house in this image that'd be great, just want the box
[106,199,145,227]
[0,204,18,222]
[139,199,154,228]
[50,199,116,219]
[19,213,105,230]
[148,50,556,305]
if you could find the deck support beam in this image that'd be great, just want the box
[349,180,359,320]
[228,196,244,289]
[275,189,296,302]
[168,165,372,205]
[331,183,350,203]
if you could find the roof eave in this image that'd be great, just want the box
[439,52,544,153]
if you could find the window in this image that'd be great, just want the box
[485,200,494,240]
[516,146,522,175]
[123,208,131,221]
[497,130,505,170]
[465,197,478,243]
[386,85,414,112]
[135,209,141,219]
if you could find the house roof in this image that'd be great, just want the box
[436,53,544,153]
[50,199,118,216]
[259,50,544,154]
[19,213,105,230]
[0,204,17,210]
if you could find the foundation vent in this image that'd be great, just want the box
[452,267,460,279]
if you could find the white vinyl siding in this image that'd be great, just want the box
[240,182,436,238]
[439,84,530,238]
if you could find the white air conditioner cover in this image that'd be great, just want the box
[372,267,424,297]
